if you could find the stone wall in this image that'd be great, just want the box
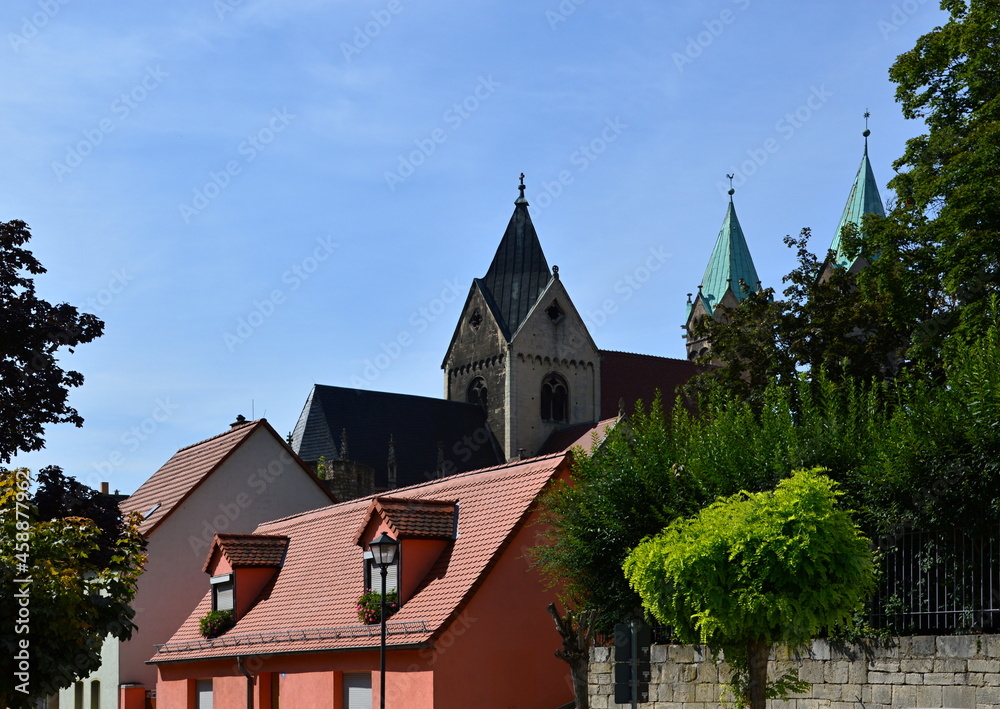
[589,635,1000,709]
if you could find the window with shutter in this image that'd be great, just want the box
[364,553,399,595]
[196,679,213,709]
[343,673,372,709]
[211,574,234,612]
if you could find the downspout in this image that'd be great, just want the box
[237,656,255,709]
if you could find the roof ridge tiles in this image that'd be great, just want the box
[173,419,261,454]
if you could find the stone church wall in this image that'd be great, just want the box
[589,636,1000,709]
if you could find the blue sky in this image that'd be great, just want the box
[3,0,947,495]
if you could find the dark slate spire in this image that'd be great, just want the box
[476,174,551,340]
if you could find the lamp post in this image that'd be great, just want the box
[369,532,399,709]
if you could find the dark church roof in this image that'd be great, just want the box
[290,385,502,489]
[599,350,703,419]
[476,183,552,340]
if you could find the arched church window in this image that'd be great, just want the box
[467,377,488,408]
[540,373,568,422]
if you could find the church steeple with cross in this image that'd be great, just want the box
[442,174,601,460]
[683,176,761,361]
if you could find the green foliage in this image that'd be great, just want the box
[199,609,236,639]
[533,395,708,633]
[0,220,104,463]
[356,588,399,624]
[859,0,1000,371]
[623,470,874,709]
[0,468,146,708]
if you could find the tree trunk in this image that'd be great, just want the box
[747,637,770,709]
[547,602,596,709]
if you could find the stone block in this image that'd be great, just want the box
[907,635,937,657]
[693,644,709,662]
[969,659,1000,673]
[860,684,873,705]
[669,645,695,663]
[915,684,943,707]
[592,646,612,662]
[891,685,917,708]
[924,672,956,685]
[934,657,968,673]
[869,660,901,673]
[831,702,856,709]
[798,699,832,709]
[986,672,1000,686]
[904,673,923,685]
[658,663,680,684]
[673,684,696,703]
[872,684,892,706]
[900,658,933,673]
[679,664,697,682]
[591,662,612,675]
[656,683,673,702]
[986,636,1000,659]
[848,661,868,685]
[695,684,717,703]
[590,694,608,709]
[810,639,832,660]
[771,700,796,709]
[869,672,904,684]
[976,686,1000,705]
[798,662,826,685]
[938,635,978,658]
[697,662,718,684]
[812,684,841,701]
[825,661,849,684]
[651,644,667,663]
[942,684,976,708]
[718,663,732,684]
[968,672,984,685]
[596,673,611,685]
[838,685,863,705]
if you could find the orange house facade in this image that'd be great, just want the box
[151,453,575,709]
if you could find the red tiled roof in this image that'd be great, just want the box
[151,452,568,663]
[537,416,619,455]
[599,350,703,418]
[354,497,457,544]
[120,419,333,535]
[203,534,289,572]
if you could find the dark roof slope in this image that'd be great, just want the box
[477,190,551,340]
[290,385,502,488]
[599,351,703,419]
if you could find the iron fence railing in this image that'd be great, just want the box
[870,526,1000,634]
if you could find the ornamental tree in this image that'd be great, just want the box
[623,469,874,709]
[0,468,146,708]
[0,220,104,462]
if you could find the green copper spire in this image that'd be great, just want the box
[697,181,760,315]
[828,113,885,270]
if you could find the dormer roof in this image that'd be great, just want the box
[476,182,552,341]
[355,497,458,544]
[203,533,289,573]
[697,197,759,315]
[828,134,885,270]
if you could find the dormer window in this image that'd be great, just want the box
[363,551,399,594]
[210,573,234,612]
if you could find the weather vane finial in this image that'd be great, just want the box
[726,173,735,199]
[863,109,871,151]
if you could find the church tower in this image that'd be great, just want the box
[684,183,761,360]
[442,176,601,461]
[822,116,885,279]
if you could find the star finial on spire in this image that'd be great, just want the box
[863,109,871,153]
[726,173,735,201]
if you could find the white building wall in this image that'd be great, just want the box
[62,425,332,704]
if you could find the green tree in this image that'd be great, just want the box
[623,470,874,709]
[0,220,104,462]
[859,0,1000,371]
[533,396,707,633]
[0,468,146,708]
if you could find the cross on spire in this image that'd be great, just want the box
[515,172,528,204]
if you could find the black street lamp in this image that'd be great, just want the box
[369,532,399,709]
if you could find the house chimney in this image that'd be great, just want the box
[100,482,109,494]
[230,414,247,429]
